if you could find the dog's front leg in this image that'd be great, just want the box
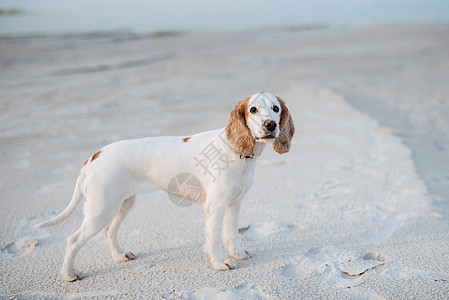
[223,201,250,260]
[204,203,236,271]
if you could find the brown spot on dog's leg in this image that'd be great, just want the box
[183,137,191,143]
[91,150,101,162]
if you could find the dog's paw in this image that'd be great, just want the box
[229,249,251,260]
[114,251,136,262]
[212,259,236,271]
[63,269,83,282]
[124,251,136,260]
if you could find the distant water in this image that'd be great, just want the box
[0,0,448,35]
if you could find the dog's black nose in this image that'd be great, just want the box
[264,120,277,132]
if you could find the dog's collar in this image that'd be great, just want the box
[239,154,255,160]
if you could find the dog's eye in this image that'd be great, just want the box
[273,105,279,113]
[250,107,258,114]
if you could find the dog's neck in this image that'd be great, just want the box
[238,141,266,160]
[253,141,266,157]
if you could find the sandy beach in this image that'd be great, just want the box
[1,24,449,299]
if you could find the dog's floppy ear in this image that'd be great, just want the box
[273,97,295,154]
[226,97,255,156]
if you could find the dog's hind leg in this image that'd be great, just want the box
[61,192,123,282]
[102,196,136,262]
[61,218,110,282]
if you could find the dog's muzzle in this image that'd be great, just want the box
[263,120,277,132]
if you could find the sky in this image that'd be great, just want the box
[0,0,448,35]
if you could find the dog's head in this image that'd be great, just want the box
[226,92,295,156]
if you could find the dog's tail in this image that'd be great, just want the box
[34,171,84,229]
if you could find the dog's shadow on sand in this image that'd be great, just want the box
[80,239,265,282]
[81,243,209,281]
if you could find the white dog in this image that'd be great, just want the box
[35,92,295,282]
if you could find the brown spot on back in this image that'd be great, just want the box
[83,160,88,166]
[183,137,191,143]
[91,150,101,162]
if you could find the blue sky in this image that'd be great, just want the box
[1,0,448,34]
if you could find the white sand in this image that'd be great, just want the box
[1,25,449,299]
